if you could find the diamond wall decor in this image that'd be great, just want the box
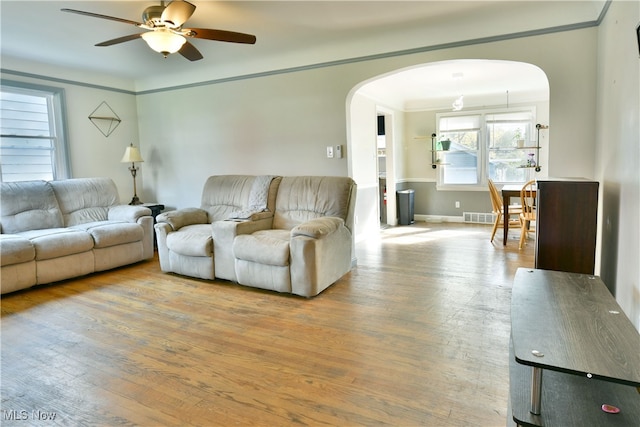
[88,101,121,137]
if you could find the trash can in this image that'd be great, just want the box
[397,189,415,225]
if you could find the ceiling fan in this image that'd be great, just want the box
[61,0,256,61]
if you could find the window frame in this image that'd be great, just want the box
[0,79,71,182]
[436,106,536,190]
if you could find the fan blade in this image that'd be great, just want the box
[161,1,196,27]
[95,33,143,47]
[179,41,204,61]
[61,8,142,27]
[184,28,256,44]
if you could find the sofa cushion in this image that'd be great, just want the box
[0,235,35,266]
[273,176,354,230]
[19,228,94,260]
[233,229,291,266]
[200,175,281,221]
[50,178,119,226]
[201,175,257,221]
[71,221,143,248]
[0,180,63,233]
[166,224,213,257]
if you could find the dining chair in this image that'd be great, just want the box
[519,179,537,250]
[488,179,522,243]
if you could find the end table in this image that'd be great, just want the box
[142,203,165,248]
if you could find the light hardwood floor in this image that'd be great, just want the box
[1,222,534,426]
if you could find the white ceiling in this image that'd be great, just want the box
[359,59,550,111]
[1,1,606,101]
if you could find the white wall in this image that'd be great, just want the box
[404,109,436,182]
[3,26,601,235]
[3,27,600,231]
[343,30,593,227]
[2,27,602,222]
[348,93,379,241]
[595,0,640,330]
[136,68,352,209]
[134,28,598,230]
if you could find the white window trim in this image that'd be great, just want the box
[436,106,536,191]
[0,79,71,182]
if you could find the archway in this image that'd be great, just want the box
[347,59,550,242]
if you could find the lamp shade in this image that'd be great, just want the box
[141,30,186,55]
[121,145,144,163]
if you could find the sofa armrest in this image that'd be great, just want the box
[108,205,152,223]
[291,217,344,239]
[156,208,209,231]
[106,205,153,260]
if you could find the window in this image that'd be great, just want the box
[0,81,70,182]
[438,114,480,185]
[486,111,534,183]
[437,108,535,187]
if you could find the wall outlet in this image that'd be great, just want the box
[455,201,460,208]
[326,146,334,158]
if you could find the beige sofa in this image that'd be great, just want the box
[0,177,154,294]
[155,175,356,297]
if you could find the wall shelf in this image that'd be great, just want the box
[88,101,121,137]
[530,124,548,172]
[429,133,453,168]
[425,125,547,171]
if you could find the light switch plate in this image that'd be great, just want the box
[335,145,343,158]
[326,146,334,158]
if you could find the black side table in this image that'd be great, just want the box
[142,203,165,219]
[142,203,165,248]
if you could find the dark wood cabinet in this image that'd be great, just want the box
[535,179,599,274]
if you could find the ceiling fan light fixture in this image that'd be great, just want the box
[141,30,186,56]
[62,2,256,62]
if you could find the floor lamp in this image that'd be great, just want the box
[121,143,144,205]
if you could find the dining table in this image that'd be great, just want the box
[501,183,536,245]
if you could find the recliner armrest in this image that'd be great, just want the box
[247,211,274,222]
[108,205,152,223]
[156,208,209,231]
[291,217,344,239]
[211,215,274,281]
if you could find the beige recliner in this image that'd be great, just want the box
[154,175,281,281]
[232,176,357,297]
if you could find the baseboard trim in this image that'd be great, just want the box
[415,214,465,223]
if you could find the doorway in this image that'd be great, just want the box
[377,113,388,225]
